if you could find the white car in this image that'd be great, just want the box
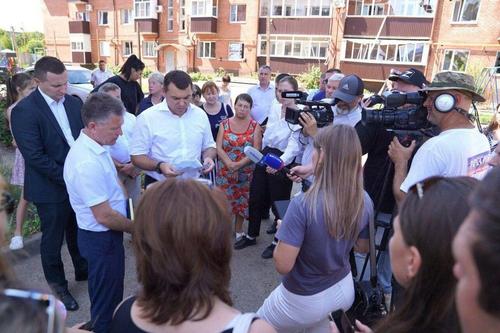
[24,65,93,102]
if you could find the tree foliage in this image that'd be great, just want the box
[0,28,44,53]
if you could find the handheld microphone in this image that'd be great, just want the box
[244,146,312,189]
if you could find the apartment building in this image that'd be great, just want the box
[42,0,500,91]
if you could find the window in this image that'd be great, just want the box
[197,41,215,58]
[452,0,480,22]
[179,0,186,31]
[258,35,330,59]
[135,0,153,18]
[349,0,435,17]
[442,50,469,72]
[76,11,89,21]
[100,41,110,57]
[230,4,246,22]
[228,42,244,60]
[123,41,133,56]
[98,11,109,25]
[192,0,217,17]
[342,39,428,65]
[71,41,84,51]
[167,0,174,31]
[121,9,133,24]
[143,41,158,57]
[260,0,330,17]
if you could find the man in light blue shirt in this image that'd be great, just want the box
[248,65,275,125]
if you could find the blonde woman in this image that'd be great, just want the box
[257,125,373,332]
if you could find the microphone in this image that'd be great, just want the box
[244,146,312,189]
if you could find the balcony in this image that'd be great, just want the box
[69,21,90,34]
[67,0,89,3]
[258,18,331,35]
[191,17,218,34]
[71,52,92,64]
[344,17,433,39]
[135,19,159,34]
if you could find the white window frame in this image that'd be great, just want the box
[347,0,435,17]
[143,41,158,57]
[100,41,110,57]
[230,4,246,23]
[179,0,187,31]
[197,41,216,58]
[257,34,330,59]
[228,42,244,60]
[71,41,84,51]
[260,0,331,18]
[98,11,109,25]
[121,9,133,24]
[191,0,218,17]
[167,0,174,31]
[123,41,134,56]
[76,11,89,22]
[442,49,470,72]
[451,0,480,23]
[340,38,429,65]
[134,0,157,19]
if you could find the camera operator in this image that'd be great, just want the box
[389,71,491,205]
[388,68,427,94]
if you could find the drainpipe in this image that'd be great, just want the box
[113,0,119,65]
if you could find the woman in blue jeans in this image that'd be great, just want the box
[258,124,372,332]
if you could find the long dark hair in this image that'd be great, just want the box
[119,54,145,80]
[375,176,478,333]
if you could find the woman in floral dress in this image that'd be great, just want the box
[216,94,262,242]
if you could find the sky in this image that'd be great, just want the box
[0,0,44,32]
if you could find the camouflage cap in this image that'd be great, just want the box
[421,71,485,102]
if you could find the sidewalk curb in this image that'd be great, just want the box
[1,232,42,265]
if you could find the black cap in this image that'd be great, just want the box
[332,75,364,103]
[388,68,428,89]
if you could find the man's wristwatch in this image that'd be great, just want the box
[155,161,164,173]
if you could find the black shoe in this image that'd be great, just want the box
[266,220,278,234]
[75,271,88,282]
[56,289,79,312]
[234,236,257,250]
[261,243,276,259]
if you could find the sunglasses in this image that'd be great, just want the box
[1,288,64,333]
[409,176,442,199]
[0,191,15,215]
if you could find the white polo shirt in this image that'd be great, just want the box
[64,131,127,232]
[91,69,113,87]
[107,112,136,164]
[248,84,275,124]
[130,100,216,180]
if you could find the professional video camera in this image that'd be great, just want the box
[362,91,430,131]
[281,91,335,128]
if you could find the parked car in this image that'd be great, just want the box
[24,65,93,102]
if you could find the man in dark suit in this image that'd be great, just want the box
[11,56,87,311]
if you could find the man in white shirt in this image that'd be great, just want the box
[130,70,216,186]
[98,83,141,205]
[389,71,491,205]
[64,92,133,333]
[248,65,275,125]
[91,60,113,87]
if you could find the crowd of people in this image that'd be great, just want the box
[1,54,499,333]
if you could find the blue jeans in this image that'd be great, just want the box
[78,229,124,333]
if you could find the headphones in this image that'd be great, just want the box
[433,93,457,113]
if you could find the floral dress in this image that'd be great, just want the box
[216,119,258,219]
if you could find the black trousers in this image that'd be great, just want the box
[35,199,87,292]
[78,229,124,333]
[247,147,293,238]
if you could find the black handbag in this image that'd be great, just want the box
[345,210,388,327]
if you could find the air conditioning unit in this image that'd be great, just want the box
[156,5,163,13]
[85,4,93,12]
[334,0,345,8]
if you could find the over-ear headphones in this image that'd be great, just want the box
[434,93,457,113]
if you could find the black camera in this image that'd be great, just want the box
[282,91,335,128]
[362,91,430,131]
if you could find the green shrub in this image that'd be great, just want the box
[109,65,121,75]
[215,67,226,78]
[189,71,214,82]
[297,66,322,90]
[141,67,153,79]
[0,99,12,147]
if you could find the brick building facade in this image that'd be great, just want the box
[42,0,500,90]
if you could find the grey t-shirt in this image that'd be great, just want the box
[276,191,373,296]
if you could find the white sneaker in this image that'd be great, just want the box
[9,236,24,250]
